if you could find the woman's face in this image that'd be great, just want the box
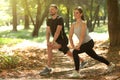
[74,10,82,19]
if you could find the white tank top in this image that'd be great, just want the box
[73,22,91,44]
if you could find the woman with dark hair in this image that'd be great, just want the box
[39,4,86,76]
[69,6,115,77]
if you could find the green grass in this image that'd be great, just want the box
[0,24,108,46]
[94,24,108,33]
[0,38,22,46]
[0,25,46,44]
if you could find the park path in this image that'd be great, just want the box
[0,32,120,80]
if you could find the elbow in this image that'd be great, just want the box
[55,32,60,36]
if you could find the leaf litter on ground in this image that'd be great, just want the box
[0,33,120,79]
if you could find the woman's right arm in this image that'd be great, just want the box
[69,24,74,48]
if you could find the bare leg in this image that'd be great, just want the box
[47,42,61,67]
[47,42,85,68]
[47,45,53,67]
[39,42,62,75]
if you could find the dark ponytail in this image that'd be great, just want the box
[74,6,85,21]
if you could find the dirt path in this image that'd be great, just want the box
[0,33,120,80]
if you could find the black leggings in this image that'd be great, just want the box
[73,39,110,71]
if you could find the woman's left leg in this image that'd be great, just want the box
[85,48,110,65]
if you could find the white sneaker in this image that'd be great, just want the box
[80,61,88,69]
[70,70,80,78]
[106,62,115,73]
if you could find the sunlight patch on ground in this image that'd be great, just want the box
[105,75,119,80]
[15,40,47,49]
[0,25,24,32]
[15,32,109,51]
[89,32,109,41]
[0,40,47,54]
[82,63,107,70]
[53,67,73,73]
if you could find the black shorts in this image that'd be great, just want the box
[56,39,69,54]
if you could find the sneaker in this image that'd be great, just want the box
[80,61,88,69]
[106,62,115,73]
[39,67,52,76]
[69,70,80,78]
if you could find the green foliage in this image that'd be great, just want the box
[0,0,12,26]
[0,53,21,69]
[59,4,67,15]
[94,24,108,33]
[0,24,108,46]
[0,26,46,44]
[0,38,22,46]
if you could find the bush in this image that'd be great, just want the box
[0,53,21,69]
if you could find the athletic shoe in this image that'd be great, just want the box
[80,61,88,69]
[39,67,52,76]
[69,70,80,78]
[106,62,115,73]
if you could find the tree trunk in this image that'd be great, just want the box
[65,6,70,32]
[32,0,41,37]
[92,5,100,30]
[32,0,53,37]
[24,0,29,29]
[24,14,29,29]
[107,0,120,47]
[32,0,50,37]
[97,19,100,27]
[11,0,17,31]
[103,0,107,24]
[24,0,36,27]
[87,0,94,32]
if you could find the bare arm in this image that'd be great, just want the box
[46,26,51,43]
[52,25,62,43]
[69,24,75,48]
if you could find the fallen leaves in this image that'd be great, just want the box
[0,40,120,79]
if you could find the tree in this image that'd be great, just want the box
[11,0,17,31]
[107,0,120,47]
[85,0,103,32]
[24,0,54,37]
[32,0,47,37]
[24,12,29,29]
[23,0,30,29]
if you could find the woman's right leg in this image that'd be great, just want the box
[66,50,84,62]
[72,50,82,71]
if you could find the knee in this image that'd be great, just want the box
[73,50,78,57]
